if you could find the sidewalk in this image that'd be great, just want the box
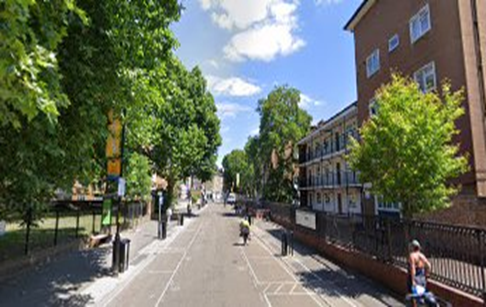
[251,218,403,306]
[0,205,202,307]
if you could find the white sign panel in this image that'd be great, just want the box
[118,177,126,197]
[295,210,317,230]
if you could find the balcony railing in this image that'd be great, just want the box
[301,133,358,164]
[300,171,361,189]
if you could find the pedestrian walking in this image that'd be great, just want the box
[407,240,438,307]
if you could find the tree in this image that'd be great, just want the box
[348,74,468,217]
[244,136,262,198]
[125,153,152,202]
[222,150,249,193]
[257,86,312,203]
[128,60,221,208]
[0,0,86,129]
[0,0,182,221]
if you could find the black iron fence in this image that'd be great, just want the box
[243,200,486,299]
[0,200,147,264]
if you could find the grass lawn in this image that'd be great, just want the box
[0,214,105,262]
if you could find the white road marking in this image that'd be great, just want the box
[154,222,204,307]
[251,231,327,307]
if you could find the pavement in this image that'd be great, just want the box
[0,202,404,306]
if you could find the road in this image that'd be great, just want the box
[92,203,402,307]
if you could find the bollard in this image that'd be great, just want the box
[288,230,294,256]
[179,214,184,226]
[248,215,252,225]
[281,231,288,256]
[162,221,167,239]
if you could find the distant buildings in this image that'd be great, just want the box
[299,0,486,223]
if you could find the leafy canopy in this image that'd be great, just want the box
[257,86,312,203]
[348,74,468,217]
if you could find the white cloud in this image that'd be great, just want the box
[216,102,252,118]
[249,127,260,136]
[201,0,273,30]
[207,75,262,97]
[299,93,323,110]
[315,0,343,6]
[224,22,305,62]
[199,0,305,62]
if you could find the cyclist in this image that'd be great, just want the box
[239,218,250,245]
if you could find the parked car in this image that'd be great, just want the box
[227,193,236,205]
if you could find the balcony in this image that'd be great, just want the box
[299,171,361,189]
[300,133,358,165]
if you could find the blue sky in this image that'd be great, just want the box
[172,0,362,166]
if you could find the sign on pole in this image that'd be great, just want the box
[102,198,112,226]
[117,178,126,197]
[106,111,122,177]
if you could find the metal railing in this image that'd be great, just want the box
[300,171,361,189]
[0,201,147,264]
[245,200,486,299]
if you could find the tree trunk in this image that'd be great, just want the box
[166,176,176,209]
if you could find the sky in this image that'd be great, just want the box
[172,0,363,166]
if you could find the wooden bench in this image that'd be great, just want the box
[89,233,112,248]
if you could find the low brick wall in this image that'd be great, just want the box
[270,214,485,307]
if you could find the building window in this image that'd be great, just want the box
[414,62,436,93]
[388,34,399,52]
[410,5,431,44]
[366,49,380,78]
[376,196,401,211]
[369,98,378,117]
[317,193,321,204]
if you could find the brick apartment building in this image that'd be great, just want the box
[344,0,486,224]
[298,103,362,215]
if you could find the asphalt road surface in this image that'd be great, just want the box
[94,203,403,307]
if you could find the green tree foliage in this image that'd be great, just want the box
[0,0,182,220]
[257,86,312,203]
[243,136,262,198]
[222,150,249,193]
[348,74,468,217]
[128,60,221,208]
[125,153,152,202]
[0,0,86,129]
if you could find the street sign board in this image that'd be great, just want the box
[295,210,317,230]
[118,178,126,197]
[102,198,112,226]
[106,111,122,176]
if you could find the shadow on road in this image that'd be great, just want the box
[220,212,239,218]
[0,246,114,307]
[260,222,403,306]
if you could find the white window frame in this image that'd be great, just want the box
[388,34,399,52]
[410,4,431,44]
[375,196,401,212]
[414,62,437,93]
[366,49,380,78]
[369,98,378,117]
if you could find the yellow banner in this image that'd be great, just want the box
[106,111,122,176]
